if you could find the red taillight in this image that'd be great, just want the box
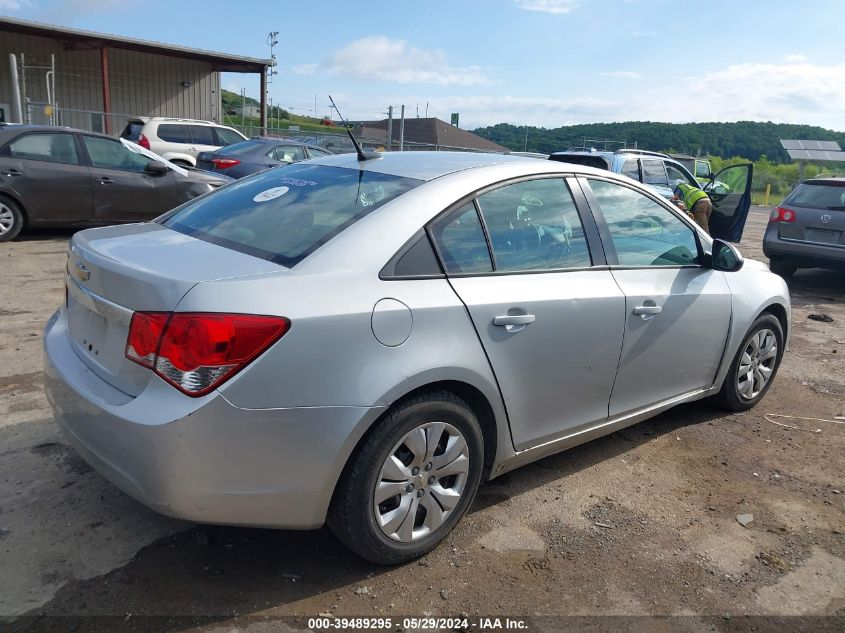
[138,133,151,150]
[211,158,240,169]
[125,312,289,396]
[770,207,796,223]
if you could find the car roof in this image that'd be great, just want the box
[802,177,845,186]
[307,150,610,182]
[246,137,308,145]
[0,124,115,141]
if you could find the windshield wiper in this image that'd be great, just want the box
[826,205,845,210]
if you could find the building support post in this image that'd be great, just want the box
[386,105,393,151]
[100,47,111,134]
[8,54,23,124]
[399,105,405,151]
[260,67,268,135]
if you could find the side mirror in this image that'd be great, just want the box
[145,161,168,175]
[710,239,744,272]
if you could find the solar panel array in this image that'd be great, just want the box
[780,140,845,162]
[780,139,841,151]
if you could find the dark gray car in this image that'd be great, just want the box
[763,177,845,277]
[195,137,333,178]
[0,124,233,241]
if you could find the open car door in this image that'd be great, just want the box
[704,163,753,242]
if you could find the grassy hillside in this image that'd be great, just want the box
[473,121,845,164]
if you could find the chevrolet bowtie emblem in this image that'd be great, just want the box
[74,262,91,282]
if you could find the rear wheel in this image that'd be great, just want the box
[0,197,24,242]
[717,314,784,411]
[769,258,797,278]
[328,391,484,565]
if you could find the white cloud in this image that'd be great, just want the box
[632,31,657,37]
[0,0,31,10]
[783,53,807,62]
[394,61,845,131]
[513,0,579,13]
[599,71,643,79]
[320,36,490,86]
[291,63,317,75]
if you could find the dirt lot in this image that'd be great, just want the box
[1,207,843,632]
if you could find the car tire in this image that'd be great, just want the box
[0,197,25,242]
[328,391,484,565]
[717,314,784,412]
[769,258,797,278]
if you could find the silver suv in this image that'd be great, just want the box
[120,118,247,167]
[550,148,754,242]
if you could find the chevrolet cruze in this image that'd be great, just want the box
[44,151,790,564]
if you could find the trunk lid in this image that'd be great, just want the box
[65,223,283,396]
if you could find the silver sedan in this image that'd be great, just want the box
[44,151,790,564]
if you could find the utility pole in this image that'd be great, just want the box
[241,88,246,129]
[266,32,278,83]
[524,125,529,152]
[314,93,317,119]
[386,105,393,151]
[399,105,405,151]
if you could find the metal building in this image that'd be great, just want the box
[1,17,271,135]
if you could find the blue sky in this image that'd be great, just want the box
[3,0,844,130]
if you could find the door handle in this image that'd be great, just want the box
[98,177,114,185]
[633,304,662,320]
[493,314,536,326]
[3,168,23,177]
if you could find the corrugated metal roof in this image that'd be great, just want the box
[0,16,271,72]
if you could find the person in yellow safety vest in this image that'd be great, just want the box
[674,182,712,235]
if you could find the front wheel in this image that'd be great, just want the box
[717,314,784,411]
[328,391,484,565]
[0,197,24,242]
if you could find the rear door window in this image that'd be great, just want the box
[621,159,640,181]
[641,160,668,186]
[189,125,217,146]
[476,178,592,272]
[272,145,307,162]
[161,164,421,267]
[156,124,189,143]
[6,132,80,165]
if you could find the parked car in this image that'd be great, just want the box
[763,177,845,276]
[670,153,713,184]
[549,148,753,241]
[44,152,789,564]
[195,137,333,178]
[0,124,232,241]
[119,117,247,167]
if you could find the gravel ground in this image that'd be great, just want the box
[0,207,842,631]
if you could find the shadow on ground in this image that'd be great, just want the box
[12,399,731,632]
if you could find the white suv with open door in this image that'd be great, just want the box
[120,118,247,167]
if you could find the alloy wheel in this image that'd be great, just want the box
[0,203,14,236]
[736,328,778,400]
[373,421,470,542]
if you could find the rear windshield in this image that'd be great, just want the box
[548,154,610,170]
[785,182,845,210]
[160,164,422,267]
[217,140,267,156]
[120,121,144,140]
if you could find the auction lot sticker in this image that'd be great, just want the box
[253,186,290,202]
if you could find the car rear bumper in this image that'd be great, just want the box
[763,231,845,268]
[43,307,381,529]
